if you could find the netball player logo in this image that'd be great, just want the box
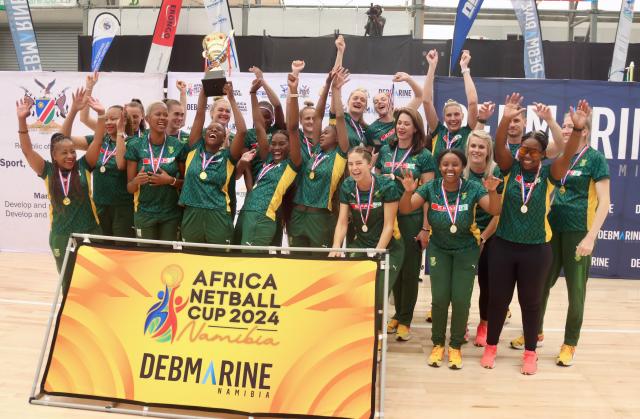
[144,264,188,343]
[19,79,69,132]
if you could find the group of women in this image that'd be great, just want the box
[18,36,610,376]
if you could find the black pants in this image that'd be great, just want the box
[477,236,494,321]
[487,237,552,351]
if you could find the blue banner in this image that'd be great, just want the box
[91,12,120,72]
[4,0,42,71]
[511,0,546,79]
[434,76,640,279]
[450,0,484,75]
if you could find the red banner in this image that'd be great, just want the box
[151,0,183,47]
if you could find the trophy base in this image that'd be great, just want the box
[202,69,227,97]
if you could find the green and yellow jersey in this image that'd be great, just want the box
[168,130,190,146]
[85,134,133,207]
[244,126,280,177]
[39,158,100,235]
[416,178,487,251]
[365,118,395,150]
[467,166,503,232]
[124,133,186,220]
[179,139,237,212]
[298,129,316,161]
[330,112,367,148]
[496,162,558,244]
[242,158,299,221]
[548,147,609,232]
[294,144,347,210]
[339,174,402,248]
[431,122,472,168]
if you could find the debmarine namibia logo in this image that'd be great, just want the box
[144,265,188,343]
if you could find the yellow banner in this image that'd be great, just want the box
[42,245,378,419]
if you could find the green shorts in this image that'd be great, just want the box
[134,212,180,242]
[181,206,233,245]
[238,210,277,252]
[288,206,335,249]
[96,203,134,238]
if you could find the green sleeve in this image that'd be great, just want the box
[38,160,53,180]
[189,137,204,152]
[471,178,488,201]
[85,134,95,145]
[593,152,610,181]
[382,179,402,202]
[176,142,188,162]
[124,140,138,161]
[416,181,431,203]
[339,179,351,204]
[420,149,436,173]
[492,165,505,194]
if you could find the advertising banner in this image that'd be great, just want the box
[511,0,546,79]
[609,0,636,81]
[4,0,42,71]
[41,245,378,418]
[91,12,121,72]
[450,0,484,74]
[144,0,183,74]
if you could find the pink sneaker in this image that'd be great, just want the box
[521,350,538,375]
[463,324,470,344]
[474,322,487,347]
[480,344,497,369]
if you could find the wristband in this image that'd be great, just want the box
[171,177,177,186]
[572,126,584,132]
[289,94,299,98]
[461,68,470,74]
[421,227,430,232]
[18,130,28,134]
[117,132,125,137]
[97,114,106,120]
[477,118,487,124]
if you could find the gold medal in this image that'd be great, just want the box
[389,173,395,181]
[199,171,207,180]
[520,205,528,214]
[63,197,71,206]
[450,224,457,234]
[559,186,566,194]
[99,165,106,173]
[309,171,315,180]
[361,225,368,233]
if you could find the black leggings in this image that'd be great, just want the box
[477,236,494,321]
[487,237,552,351]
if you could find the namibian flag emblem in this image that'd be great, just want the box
[35,98,55,125]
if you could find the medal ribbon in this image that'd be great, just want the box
[147,136,166,174]
[349,117,365,143]
[355,176,376,229]
[561,145,589,186]
[101,137,117,167]
[441,179,462,227]
[391,146,413,174]
[201,151,220,173]
[444,131,461,149]
[303,136,314,157]
[58,168,72,200]
[310,151,328,172]
[520,164,542,207]
[255,162,277,187]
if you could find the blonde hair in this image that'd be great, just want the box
[463,129,496,180]
[145,101,167,116]
[563,112,592,133]
[442,99,463,115]
[348,88,369,101]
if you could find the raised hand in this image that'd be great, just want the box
[335,35,345,53]
[460,50,471,70]
[240,149,257,163]
[248,66,264,80]
[116,109,126,133]
[569,99,591,129]
[482,175,503,192]
[249,78,262,94]
[223,81,234,99]
[291,60,305,75]
[287,72,299,92]
[176,80,187,94]
[503,93,525,120]
[478,101,495,120]
[392,72,410,83]
[87,97,105,115]
[85,71,99,90]
[70,87,88,113]
[400,168,418,193]
[426,49,438,67]
[533,102,553,121]
[332,67,350,90]
[16,98,32,120]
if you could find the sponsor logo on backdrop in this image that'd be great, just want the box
[597,230,640,242]
[278,84,310,99]
[591,257,610,268]
[144,265,188,343]
[19,79,70,132]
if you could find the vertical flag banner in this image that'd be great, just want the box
[39,245,378,418]
[144,0,183,74]
[609,0,636,82]
[4,0,42,71]
[91,12,121,72]
[511,0,546,79]
[450,0,484,75]
[203,0,240,73]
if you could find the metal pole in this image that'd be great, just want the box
[241,0,249,36]
[378,251,390,418]
[412,0,424,40]
[590,0,598,43]
[567,0,577,41]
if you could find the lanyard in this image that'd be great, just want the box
[147,136,166,174]
[561,145,589,186]
[355,176,376,232]
[391,146,413,174]
[441,179,462,233]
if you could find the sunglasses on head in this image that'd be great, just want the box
[517,146,543,159]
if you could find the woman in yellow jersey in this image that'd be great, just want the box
[423,49,478,162]
[399,149,501,369]
[16,89,105,291]
[481,94,591,375]
[288,68,350,250]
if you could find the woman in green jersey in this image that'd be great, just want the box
[399,149,501,369]
[481,94,590,375]
[235,73,302,250]
[365,72,422,151]
[376,107,435,342]
[329,146,405,318]
[529,111,609,367]
[288,68,350,250]
[178,83,246,245]
[17,90,105,291]
[125,102,186,241]
[423,49,479,161]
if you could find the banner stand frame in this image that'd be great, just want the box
[29,233,390,419]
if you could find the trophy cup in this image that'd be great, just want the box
[201,32,230,97]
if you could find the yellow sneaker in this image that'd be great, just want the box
[448,347,463,369]
[387,319,399,334]
[426,309,432,323]
[510,334,544,350]
[556,344,576,366]
[396,324,412,341]
[428,345,445,367]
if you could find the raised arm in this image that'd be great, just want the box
[250,78,270,162]
[494,93,524,172]
[224,82,246,161]
[477,176,502,216]
[313,71,333,142]
[79,71,99,132]
[189,88,207,148]
[333,35,345,71]
[286,72,302,167]
[249,66,285,130]
[423,49,440,132]
[460,50,478,129]
[61,87,90,151]
[176,80,187,127]
[84,97,106,169]
[331,67,351,154]
[476,101,496,131]
[551,100,590,181]
[533,102,565,159]
[393,72,423,110]
[398,169,426,214]
[16,99,44,175]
